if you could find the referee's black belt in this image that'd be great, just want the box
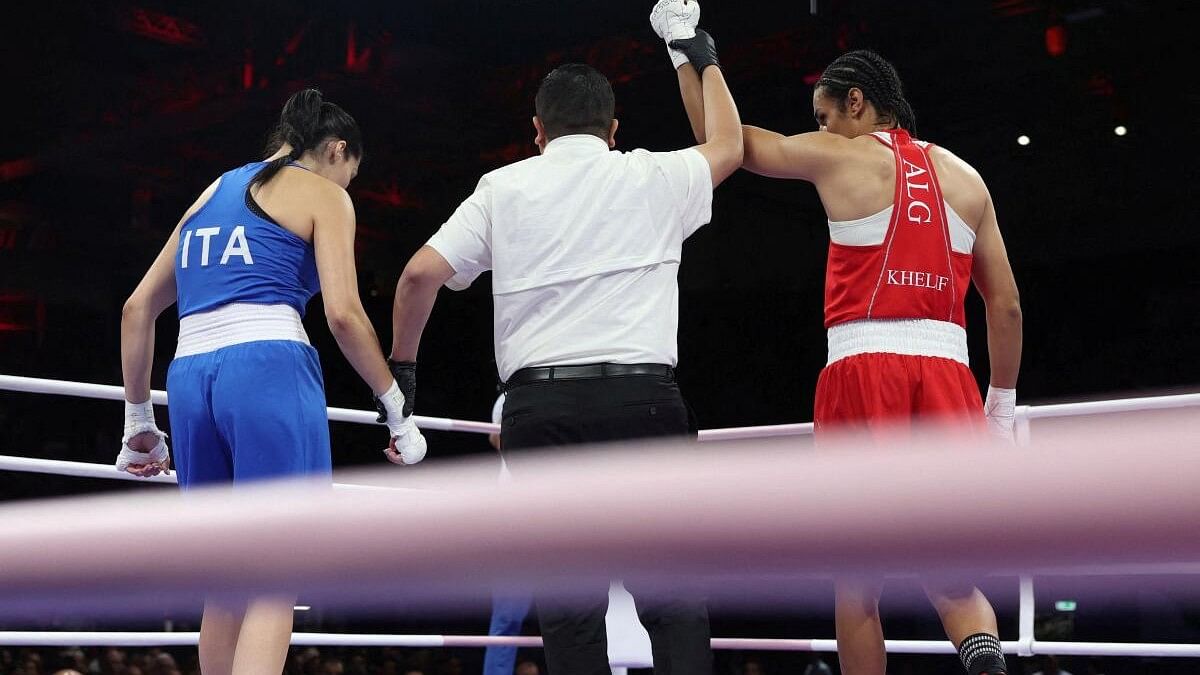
[504,362,675,389]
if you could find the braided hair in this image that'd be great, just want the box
[253,88,363,188]
[815,50,916,134]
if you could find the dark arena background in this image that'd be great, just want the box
[2,1,1199,674]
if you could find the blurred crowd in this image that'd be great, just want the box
[0,645,1162,675]
[0,646,544,675]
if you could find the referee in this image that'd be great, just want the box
[389,54,741,674]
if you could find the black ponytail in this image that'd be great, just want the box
[253,88,363,188]
[816,50,917,134]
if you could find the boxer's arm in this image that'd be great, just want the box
[390,246,455,362]
[119,182,217,475]
[742,126,847,183]
[121,179,217,405]
[971,194,1022,389]
[120,229,179,406]
[121,238,176,496]
[652,0,704,141]
[312,183,393,396]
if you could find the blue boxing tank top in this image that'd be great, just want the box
[175,162,320,318]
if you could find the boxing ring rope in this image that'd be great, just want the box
[6,373,1200,441]
[0,375,499,436]
[0,454,177,484]
[0,454,420,494]
[3,373,1200,660]
[3,632,1200,658]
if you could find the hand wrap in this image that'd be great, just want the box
[984,386,1017,444]
[116,400,170,473]
[376,381,428,465]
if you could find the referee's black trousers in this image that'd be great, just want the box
[500,372,713,675]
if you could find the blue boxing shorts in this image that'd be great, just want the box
[166,340,332,488]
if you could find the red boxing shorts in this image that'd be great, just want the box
[814,352,985,442]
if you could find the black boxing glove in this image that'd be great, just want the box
[669,29,720,73]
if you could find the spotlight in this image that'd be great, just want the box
[1017,135,1031,146]
[1114,125,1128,136]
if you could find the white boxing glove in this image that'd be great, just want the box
[984,386,1017,444]
[116,400,171,475]
[376,381,428,465]
[650,0,701,70]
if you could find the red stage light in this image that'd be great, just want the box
[243,49,254,90]
[1045,24,1067,57]
[346,23,372,74]
[0,159,36,182]
[123,8,204,47]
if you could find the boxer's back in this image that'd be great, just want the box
[816,133,989,235]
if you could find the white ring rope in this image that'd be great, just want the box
[0,632,1198,658]
[1023,392,1200,419]
[0,454,429,493]
[0,454,177,484]
[0,374,499,435]
[4,373,1199,442]
[2,375,1195,485]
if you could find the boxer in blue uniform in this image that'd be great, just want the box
[118,89,427,675]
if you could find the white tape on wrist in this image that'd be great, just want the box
[377,381,407,431]
[985,386,1016,417]
[984,386,1017,443]
[124,400,156,430]
[669,48,690,70]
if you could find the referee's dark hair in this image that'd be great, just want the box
[535,63,615,141]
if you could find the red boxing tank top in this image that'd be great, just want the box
[823,129,973,329]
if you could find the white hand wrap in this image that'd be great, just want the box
[984,386,1017,444]
[116,400,170,472]
[650,0,700,70]
[378,381,428,465]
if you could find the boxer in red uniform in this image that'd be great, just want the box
[656,10,1021,674]
[813,120,992,439]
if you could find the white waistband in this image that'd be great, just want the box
[827,319,969,367]
[176,303,310,358]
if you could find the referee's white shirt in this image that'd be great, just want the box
[426,134,713,381]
